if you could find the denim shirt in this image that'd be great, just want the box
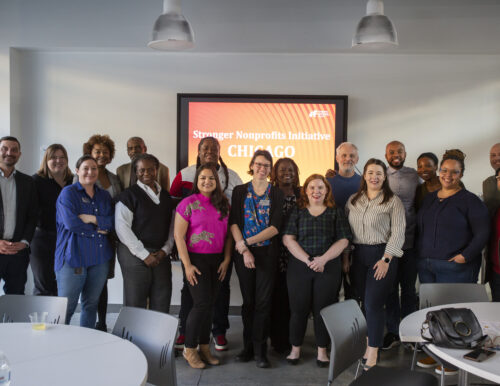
[55,182,114,271]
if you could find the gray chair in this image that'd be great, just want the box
[112,306,178,386]
[321,300,438,386]
[419,283,489,309]
[0,294,67,324]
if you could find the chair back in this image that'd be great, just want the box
[112,306,178,386]
[320,300,367,382]
[0,294,67,324]
[419,283,489,308]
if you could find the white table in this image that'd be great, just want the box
[0,323,148,386]
[400,302,500,386]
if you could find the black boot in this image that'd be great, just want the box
[254,342,270,368]
[236,342,254,362]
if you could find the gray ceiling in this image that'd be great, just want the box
[1,0,500,54]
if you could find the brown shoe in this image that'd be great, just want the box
[416,356,437,368]
[199,344,220,365]
[183,347,206,369]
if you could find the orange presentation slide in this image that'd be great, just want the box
[187,102,337,184]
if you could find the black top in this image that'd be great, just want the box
[117,184,174,250]
[229,182,284,252]
[33,174,73,232]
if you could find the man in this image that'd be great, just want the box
[0,136,38,294]
[383,140,419,350]
[326,142,362,301]
[116,137,170,191]
[483,142,500,216]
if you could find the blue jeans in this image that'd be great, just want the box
[418,258,476,284]
[56,261,109,328]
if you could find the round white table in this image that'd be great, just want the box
[399,302,500,386]
[0,323,148,386]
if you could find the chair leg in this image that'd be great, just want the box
[410,343,418,370]
[354,359,362,379]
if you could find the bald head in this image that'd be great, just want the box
[385,141,406,169]
[490,142,500,171]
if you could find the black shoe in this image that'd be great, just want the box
[286,357,299,365]
[95,322,107,332]
[256,355,270,368]
[381,332,400,350]
[236,347,254,362]
[316,359,329,368]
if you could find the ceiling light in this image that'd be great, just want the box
[148,0,194,50]
[352,0,398,48]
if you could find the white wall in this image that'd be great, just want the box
[9,50,500,303]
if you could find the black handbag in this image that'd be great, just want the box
[421,307,487,349]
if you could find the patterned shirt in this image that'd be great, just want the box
[176,193,229,254]
[243,183,271,247]
[283,206,352,257]
[55,182,114,271]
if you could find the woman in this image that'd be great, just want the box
[171,136,242,351]
[269,157,301,353]
[55,155,114,327]
[283,174,351,366]
[230,150,284,368]
[490,168,500,302]
[31,144,73,296]
[81,134,122,331]
[415,152,441,211]
[174,163,232,369]
[115,154,174,313]
[417,150,489,284]
[346,158,406,369]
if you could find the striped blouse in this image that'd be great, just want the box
[346,191,406,258]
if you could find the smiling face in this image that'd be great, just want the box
[136,159,158,187]
[364,164,386,191]
[91,143,111,168]
[385,142,406,170]
[417,156,438,182]
[76,159,98,186]
[276,160,295,186]
[490,143,500,171]
[198,138,220,165]
[305,178,327,205]
[47,149,68,176]
[439,159,463,190]
[197,168,217,196]
[0,140,21,169]
[251,155,272,180]
[336,144,359,174]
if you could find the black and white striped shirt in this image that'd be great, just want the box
[346,191,406,257]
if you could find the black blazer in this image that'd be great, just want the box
[0,170,38,243]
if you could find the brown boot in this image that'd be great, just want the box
[183,347,206,369]
[199,344,220,365]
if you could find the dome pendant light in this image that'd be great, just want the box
[352,0,398,48]
[148,0,195,50]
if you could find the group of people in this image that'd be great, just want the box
[0,133,499,374]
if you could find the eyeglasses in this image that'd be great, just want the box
[439,168,461,175]
[254,162,271,169]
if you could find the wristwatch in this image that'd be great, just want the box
[382,256,391,264]
[243,239,250,248]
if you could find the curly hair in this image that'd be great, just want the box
[270,157,300,188]
[297,174,335,209]
[441,149,465,172]
[82,134,115,161]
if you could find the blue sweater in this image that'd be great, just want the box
[327,173,361,209]
[417,189,489,262]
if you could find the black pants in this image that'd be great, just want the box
[0,248,30,294]
[234,245,277,352]
[179,257,233,336]
[30,228,58,296]
[117,242,172,313]
[287,257,341,348]
[270,269,291,350]
[351,244,398,348]
[185,252,223,348]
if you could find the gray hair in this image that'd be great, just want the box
[336,142,358,154]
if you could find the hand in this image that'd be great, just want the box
[342,254,350,273]
[235,239,247,254]
[0,240,26,254]
[243,250,255,269]
[449,254,466,264]
[218,259,230,281]
[97,230,108,235]
[152,250,167,262]
[308,256,326,273]
[78,214,97,225]
[144,253,159,267]
[325,169,337,179]
[185,264,201,286]
[373,259,390,280]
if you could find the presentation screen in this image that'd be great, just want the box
[177,94,348,184]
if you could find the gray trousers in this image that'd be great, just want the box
[117,242,172,313]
